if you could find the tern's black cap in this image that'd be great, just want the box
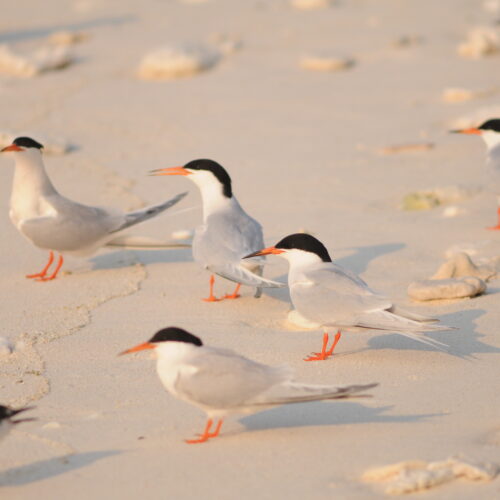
[148,327,203,346]
[13,137,44,149]
[275,233,332,262]
[479,119,500,133]
[184,159,232,198]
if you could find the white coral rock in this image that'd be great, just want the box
[458,27,499,59]
[138,43,221,80]
[0,44,73,77]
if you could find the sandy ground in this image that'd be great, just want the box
[0,0,499,498]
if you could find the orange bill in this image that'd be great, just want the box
[119,342,156,356]
[149,167,191,176]
[244,246,284,258]
[1,144,23,152]
[450,128,482,135]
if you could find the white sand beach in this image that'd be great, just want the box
[0,0,499,498]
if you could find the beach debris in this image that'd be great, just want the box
[401,185,478,211]
[0,336,14,356]
[457,27,499,59]
[391,35,423,49]
[408,277,486,301]
[0,132,74,155]
[442,205,466,218]
[0,44,74,77]
[138,43,221,80]
[290,0,334,10]
[378,142,434,155]
[431,252,496,281]
[446,240,500,270]
[300,53,354,72]
[442,87,477,103]
[363,455,499,495]
[48,31,88,46]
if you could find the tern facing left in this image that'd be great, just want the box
[120,327,377,444]
[151,159,284,301]
[246,233,453,361]
[451,118,500,230]
[1,137,187,280]
[0,404,35,441]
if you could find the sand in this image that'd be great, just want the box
[0,0,499,498]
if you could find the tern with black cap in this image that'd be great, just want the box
[0,404,35,441]
[120,326,377,443]
[151,159,284,301]
[451,118,500,229]
[1,137,187,280]
[246,233,453,361]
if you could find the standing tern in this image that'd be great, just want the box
[1,137,187,280]
[246,233,453,361]
[151,159,284,301]
[451,118,500,230]
[0,405,35,441]
[120,326,377,444]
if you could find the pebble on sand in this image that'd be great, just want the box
[299,54,354,72]
[408,277,486,301]
[138,43,221,80]
[431,252,496,282]
[457,27,499,59]
[401,185,478,211]
[0,337,13,356]
[0,44,74,77]
[378,142,434,155]
[363,456,499,495]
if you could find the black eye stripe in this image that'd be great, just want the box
[12,137,44,149]
[275,233,332,263]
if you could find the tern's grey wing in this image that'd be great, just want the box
[291,263,393,326]
[110,191,187,233]
[210,261,285,287]
[174,347,291,410]
[19,202,119,252]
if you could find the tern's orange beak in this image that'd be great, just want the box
[244,246,284,259]
[450,128,482,135]
[119,342,156,356]
[150,166,191,176]
[1,144,23,152]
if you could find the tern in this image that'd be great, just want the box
[245,233,453,361]
[1,137,188,280]
[151,159,284,301]
[0,404,35,441]
[451,118,500,230]
[120,327,377,444]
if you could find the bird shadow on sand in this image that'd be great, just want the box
[0,16,136,43]
[241,402,440,432]
[0,450,120,487]
[262,242,406,304]
[88,247,192,271]
[362,309,500,359]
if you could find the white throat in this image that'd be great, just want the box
[481,130,500,152]
[188,171,233,220]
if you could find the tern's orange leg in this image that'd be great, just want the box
[185,419,224,444]
[202,275,222,302]
[486,207,500,230]
[36,254,64,282]
[26,251,54,279]
[224,283,241,300]
[304,331,342,361]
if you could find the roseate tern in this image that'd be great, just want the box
[451,119,500,230]
[1,137,187,280]
[0,405,35,441]
[120,327,377,443]
[246,233,453,361]
[151,159,284,301]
